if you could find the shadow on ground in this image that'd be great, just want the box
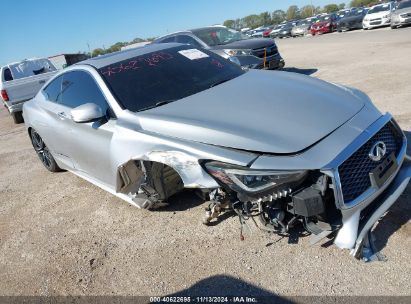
[281,67,318,75]
[159,190,206,212]
[166,275,292,303]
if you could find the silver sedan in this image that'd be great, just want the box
[23,43,411,260]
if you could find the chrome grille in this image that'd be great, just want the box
[338,122,403,202]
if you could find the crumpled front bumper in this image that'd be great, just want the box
[334,154,411,257]
[351,155,411,257]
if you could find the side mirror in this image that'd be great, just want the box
[71,103,104,123]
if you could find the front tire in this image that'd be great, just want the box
[30,129,62,172]
[12,111,24,124]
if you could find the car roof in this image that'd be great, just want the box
[189,25,226,32]
[78,43,182,69]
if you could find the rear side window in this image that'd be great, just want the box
[3,68,13,81]
[160,36,176,43]
[43,75,63,103]
[175,35,203,48]
[60,71,109,112]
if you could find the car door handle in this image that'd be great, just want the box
[39,80,46,84]
[57,112,68,120]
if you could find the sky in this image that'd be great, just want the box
[1,0,342,65]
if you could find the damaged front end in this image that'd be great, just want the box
[202,162,341,242]
[113,114,409,262]
[200,114,410,261]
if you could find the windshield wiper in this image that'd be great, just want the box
[210,78,234,88]
[138,100,176,112]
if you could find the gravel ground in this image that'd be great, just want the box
[0,27,410,298]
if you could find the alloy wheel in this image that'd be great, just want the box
[31,130,53,170]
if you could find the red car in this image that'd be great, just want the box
[262,26,274,38]
[310,13,338,35]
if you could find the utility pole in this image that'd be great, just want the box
[311,0,315,16]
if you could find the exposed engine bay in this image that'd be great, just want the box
[128,160,342,249]
[201,170,341,244]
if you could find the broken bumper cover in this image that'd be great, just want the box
[352,155,411,257]
[335,154,411,256]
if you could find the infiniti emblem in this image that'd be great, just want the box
[369,141,387,162]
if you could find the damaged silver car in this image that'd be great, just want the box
[23,43,411,260]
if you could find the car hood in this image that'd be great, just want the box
[393,7,411,16]
[212,38,274,50]
[271,28,283,33]
[136,70,365,154]
[365,11,391,19]
[312,21,331,27]
[339,15,363,22]
[293,25,309,30]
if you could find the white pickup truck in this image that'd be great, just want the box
[0,58,57,123]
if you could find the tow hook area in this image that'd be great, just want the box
[355,231,387,262]
[203,201,229,225]
[202,189,230,225]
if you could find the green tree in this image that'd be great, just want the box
[286,5,300,21]
[271,10,286,24]
[234,18,242,29]
[223,19,236,28]
[300,5,316,18]
[91,48,105,57]
[106,42,127,54]
[259,11,271,26]
[242,14,261,28]
[350,0,377,8]
[131,37,145,44]
[323,4,339,13]
[338,3,346,10]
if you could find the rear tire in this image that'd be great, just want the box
[30,129,62,172]
[12,111,24,124]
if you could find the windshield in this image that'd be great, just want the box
[315,15,332,22]
[344,9,366,17]
[192,27,249,47]
[398,0,411,9]
[297,20,310,26]
[367,3,391,14]
[99,45,245,112]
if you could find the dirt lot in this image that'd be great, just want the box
[1,27,411,298]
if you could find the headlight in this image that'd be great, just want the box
[325,22,331,27]
[382,14,390,19]
[204,161,307,194]
[224,49,252,56]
